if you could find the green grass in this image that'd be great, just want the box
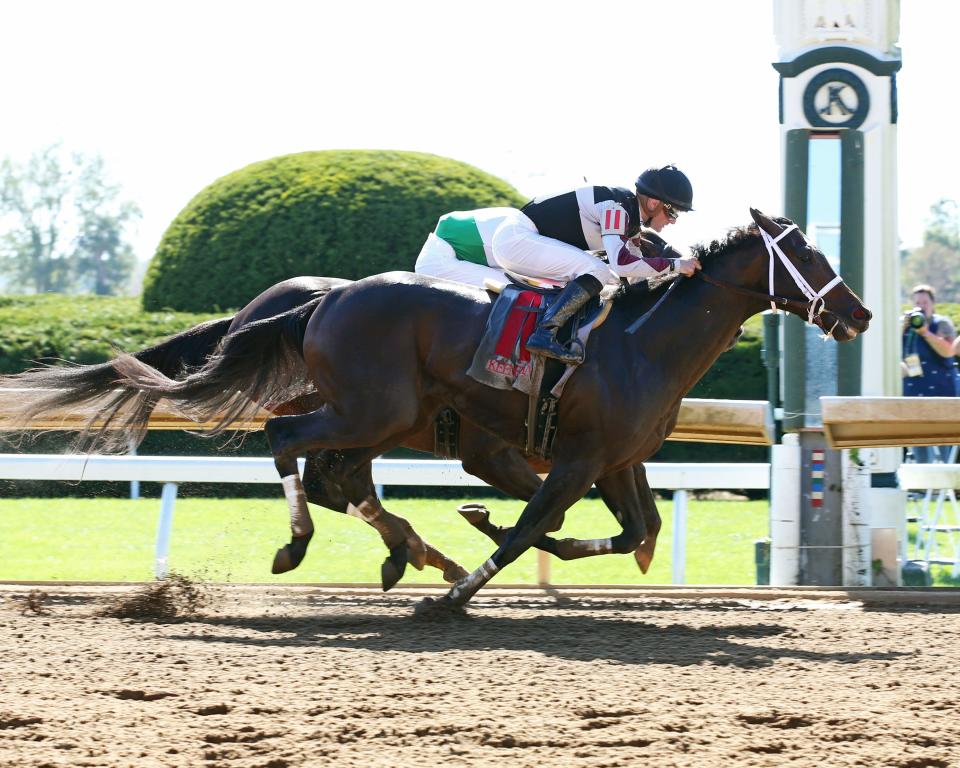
[0,496,769,585]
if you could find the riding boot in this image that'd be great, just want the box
[525,274,604,365]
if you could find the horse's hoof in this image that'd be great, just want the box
[271,546,293,574]
[380,542,409,592]
[457,503,489,526]
[635,543,655,574]
[270,533,313,575]
[413,595,467,620]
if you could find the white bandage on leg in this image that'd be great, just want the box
[449,558,499,601]
[281,474,313,537]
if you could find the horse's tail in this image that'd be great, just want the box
[0,315,236,453]
[111,298,324,437]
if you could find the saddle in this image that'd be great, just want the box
[464,278,613,458]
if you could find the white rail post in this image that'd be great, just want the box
[537,550,551,587]
[154,482,179,579]
[770,433,801,585]
[841,449,871,586]
[128,437,140,500]
[672,489,687,585]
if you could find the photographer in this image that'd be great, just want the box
[901,284,959,462]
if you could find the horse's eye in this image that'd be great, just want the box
[799,250,812,263]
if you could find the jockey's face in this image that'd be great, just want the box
[639,195,677,232]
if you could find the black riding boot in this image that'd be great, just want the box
[525,274,604,365]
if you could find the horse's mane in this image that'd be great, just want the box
[691,223,759,262]
[690,216,792,262]
[614,218,790,314]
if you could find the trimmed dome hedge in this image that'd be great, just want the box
[142,150,526,312]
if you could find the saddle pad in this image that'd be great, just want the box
[466,286,543,392]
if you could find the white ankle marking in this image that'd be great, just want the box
[281,474,312,537]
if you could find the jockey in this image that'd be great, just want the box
[415,208,512,286]
[491,165,700,364]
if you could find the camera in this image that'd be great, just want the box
[908,308,927,329]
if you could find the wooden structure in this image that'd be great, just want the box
[821,396,960,449]
[0,390,774,446]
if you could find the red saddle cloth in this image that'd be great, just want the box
[487,290,544,379]
[467,288,546,392]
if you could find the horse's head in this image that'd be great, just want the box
[749,208,871,341]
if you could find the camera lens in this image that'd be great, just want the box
[909,311,926,328]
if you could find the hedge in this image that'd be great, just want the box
[0,294,224,375]
[142,150,526,312]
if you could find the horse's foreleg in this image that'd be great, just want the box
[420,461,597,613]
[526,465,649,563]
[457,503,563,556]
[459,440,565,555]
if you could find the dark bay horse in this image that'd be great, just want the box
[98,209,870,611]
[0,276,658,588]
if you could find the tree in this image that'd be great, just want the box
[926,198,960,251]
[901,198,960,302]
[72,156,139,295]
[0,145,140,295]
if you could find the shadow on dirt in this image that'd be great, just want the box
[162,597,909,669]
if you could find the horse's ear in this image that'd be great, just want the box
[749,207,782,237]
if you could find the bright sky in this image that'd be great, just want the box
[2,0,957,267]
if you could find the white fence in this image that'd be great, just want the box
[0,454,771,584]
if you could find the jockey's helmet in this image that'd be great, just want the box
[635,165,694,212]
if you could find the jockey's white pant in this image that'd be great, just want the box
[491,211,617,286]
[415,233,508,287]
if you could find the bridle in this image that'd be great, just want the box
[696,223,845,333]
[626,221,847,337]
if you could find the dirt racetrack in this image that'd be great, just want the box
[2,582,960,768]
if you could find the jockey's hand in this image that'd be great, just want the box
[675,255,701,277]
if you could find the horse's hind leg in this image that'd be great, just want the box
[267,451,347,574]
[265,403,415,574]
[275,446,468,589]
[331,456,468,590]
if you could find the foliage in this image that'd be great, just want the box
[901,198,960,303]
[0,145,140,295]
[0,294,223,374]
[142,150,526,312]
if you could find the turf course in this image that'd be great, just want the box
[0,496,769,585]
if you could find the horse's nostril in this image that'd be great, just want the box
[852,307,870,321]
